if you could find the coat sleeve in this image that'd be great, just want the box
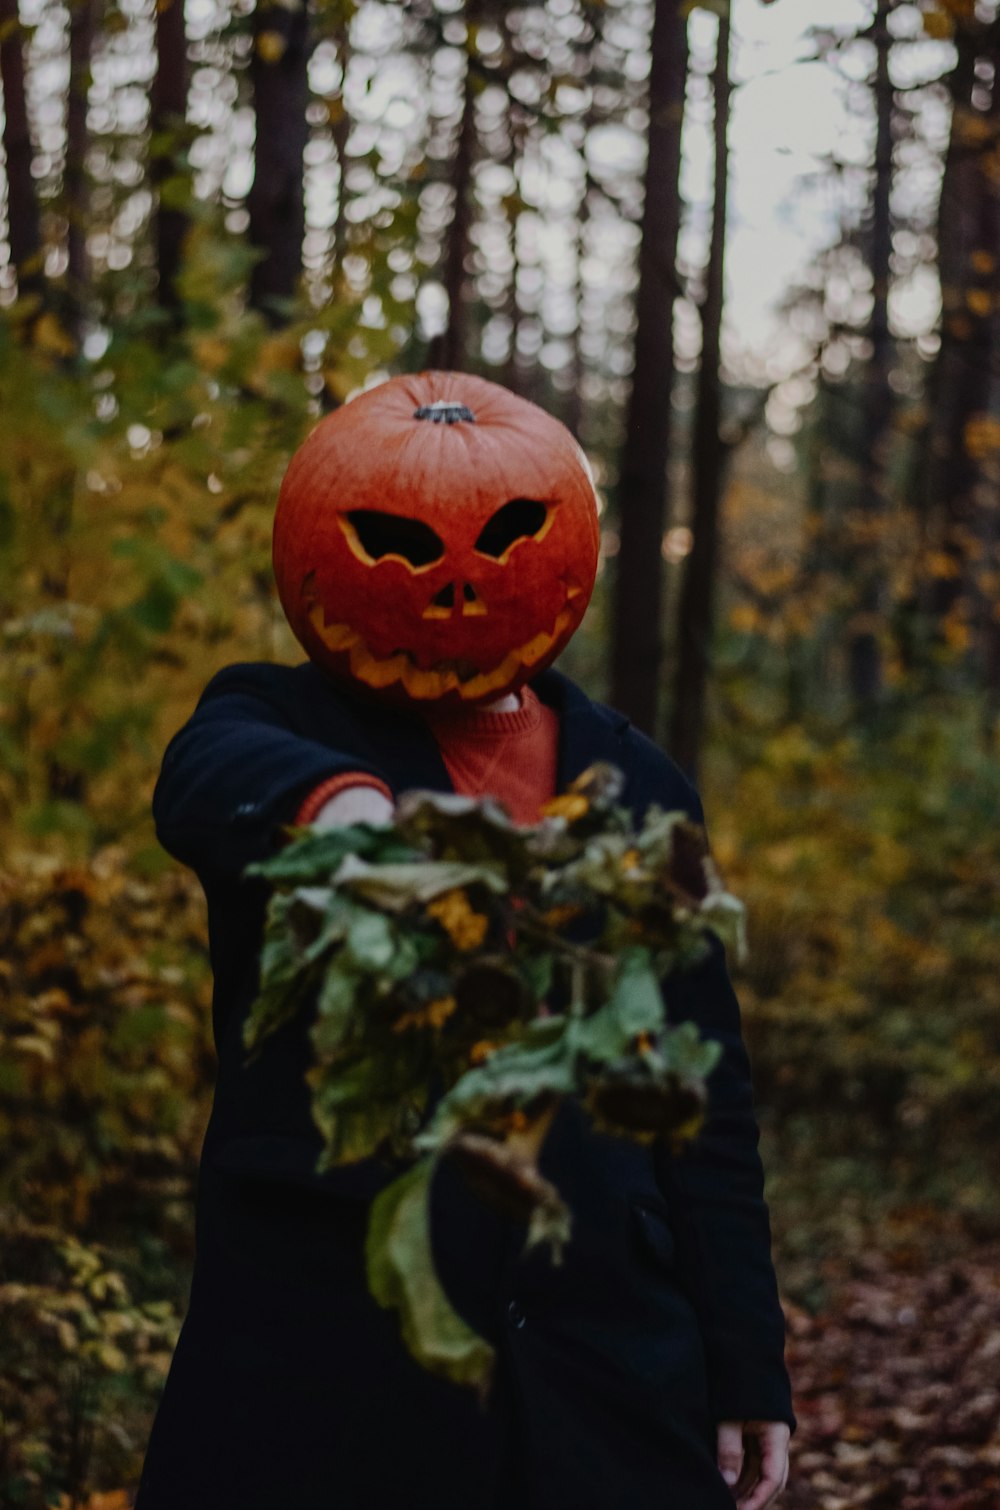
[152,663,392,881]
[652,773,796,1431]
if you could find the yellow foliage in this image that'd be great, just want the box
[710,711,1000,1192]
[729,602,761,634]
[922,7,953,38]
[192,335,230,373]
[250,332,303,394]
[32,313,78,359]
[925,549,960,579]
[255,29,287,63]
[57,1494,133,1510]
[426,889,488,951]
[541,793,589,822]
[941,0,977,18]
[942,612,971,651]
[963,412,1000,460]
[966,288,993,318]
[540,902,584,927]
[391,996,458,1033]
[953,109,995,147]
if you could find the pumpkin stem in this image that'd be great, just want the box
[413,402,477,425]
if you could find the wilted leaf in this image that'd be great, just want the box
[444,1130,572,1258]
[332,854,506,910]
[366,1159,495,1395]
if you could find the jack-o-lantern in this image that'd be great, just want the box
[273,371,600,705]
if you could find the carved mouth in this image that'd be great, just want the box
[306,601,576,700]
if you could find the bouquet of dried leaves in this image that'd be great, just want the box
[244,764,745,1395]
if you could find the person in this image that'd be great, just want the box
[135,371,794,1510]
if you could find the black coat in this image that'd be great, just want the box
[135,661,795,1510]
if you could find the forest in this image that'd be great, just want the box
[1,0,999,1504]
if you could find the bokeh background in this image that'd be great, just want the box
[2,0,999,1505]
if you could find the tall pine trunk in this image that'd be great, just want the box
[64,0,93,335]
[152,0,188,313]
[248,0,310,320]
[609,0,688,736]
[849,0,893,710]
[0,0,42,300]
[923,17,1000,696]
[669,4,731,780]
[435,25,478,372]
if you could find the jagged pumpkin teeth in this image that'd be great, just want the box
[307,602,577,701]
[274,372,600,706]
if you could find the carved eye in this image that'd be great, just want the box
[474,498,548,560]
[344,510,445,569]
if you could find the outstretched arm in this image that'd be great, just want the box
[153,663,392,879]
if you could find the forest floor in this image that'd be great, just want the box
[54,1240,1000,1510]
[782,1240,1000,1510]
[8,849,998,1509]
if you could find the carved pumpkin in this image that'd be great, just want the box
[273,371,600,705]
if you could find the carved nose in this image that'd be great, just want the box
[429,583,455,615]
[423,583,486,619]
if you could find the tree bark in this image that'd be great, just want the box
[248,0,310,320]
[64,0,93,331]
[0,0,42,299]
[329,76,351,280]
[152,0,188,313]
[502,48,524,395]
[609,0,688,737]
[668,4,731,781]
[565,173,589,441]
[848,0,894,710]
[923,16,1000,693]
[434,34,478,372]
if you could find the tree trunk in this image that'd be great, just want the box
[565,167,590,440]
[668,3,731,781]
[434,36,478,372]
[848,0,893,710]
[609,0,688,736]
[64,0,93,333]
[923,17,1000,692]
[502,58,524,395]
[248,0,310,320]
[152,0,188,313]
[329,71,351,281]
[0,0,42,300]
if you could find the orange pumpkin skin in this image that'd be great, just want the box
[272,371,600,706]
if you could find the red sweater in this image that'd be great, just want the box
[294,687,559,827]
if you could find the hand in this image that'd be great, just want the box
[716,1420,789,1510]
[312,784,394,830]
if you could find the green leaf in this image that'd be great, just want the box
[366,1158,496,1394]
[310,1054,408,1163]
[312,967,359,1055]
[395,788,533,875]
[247,824,419,884]
[418,1032,578,1146]
[607,952,664,1038]
[518,951,554,1004]
[660,1020,723,1080]
[572,951,664,1063]
[129,583,181,632]
[345,911,396,971]
[332,854,507,911]
[699,889,748,964]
